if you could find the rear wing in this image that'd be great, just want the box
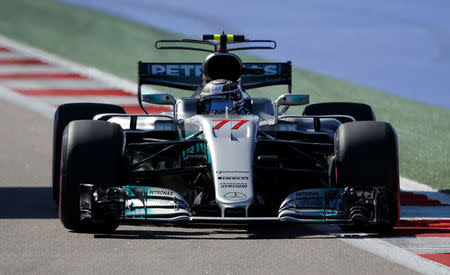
[138,61,292,92]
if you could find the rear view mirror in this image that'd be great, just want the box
[276,94,309,106]
[273,94,309,124]
[142,93,176,106]
[141,93,178,122]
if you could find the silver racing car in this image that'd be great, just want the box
[52,34,400,233]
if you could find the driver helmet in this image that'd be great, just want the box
[198,79,249,114]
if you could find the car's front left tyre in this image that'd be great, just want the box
[334,121,400,233]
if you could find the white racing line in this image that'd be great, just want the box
[0,34,448,274]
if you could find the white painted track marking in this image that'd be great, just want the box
[0,79,115,89]
[40,96,138,106]
[0,52,35,59]
[0,65,71,73]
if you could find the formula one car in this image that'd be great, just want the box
[52,34,400,233]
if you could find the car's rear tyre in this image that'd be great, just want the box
[60,120,125,232]
[52,103,125,203]
[334,121,400,232]
[303,102,376,121]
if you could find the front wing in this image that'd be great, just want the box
[82,184,392,226]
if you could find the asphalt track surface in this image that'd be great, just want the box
[60,0,450,109]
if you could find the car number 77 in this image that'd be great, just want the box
[213,119,249,130]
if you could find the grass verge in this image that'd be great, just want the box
[0,0,448,190]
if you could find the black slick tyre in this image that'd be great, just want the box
[303,102,376,121]
[52,103,125,203]
[59,120,125,232]
[334,121,400,232]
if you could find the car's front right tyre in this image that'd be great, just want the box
[59,120,125,232]
[52,103,125,204]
